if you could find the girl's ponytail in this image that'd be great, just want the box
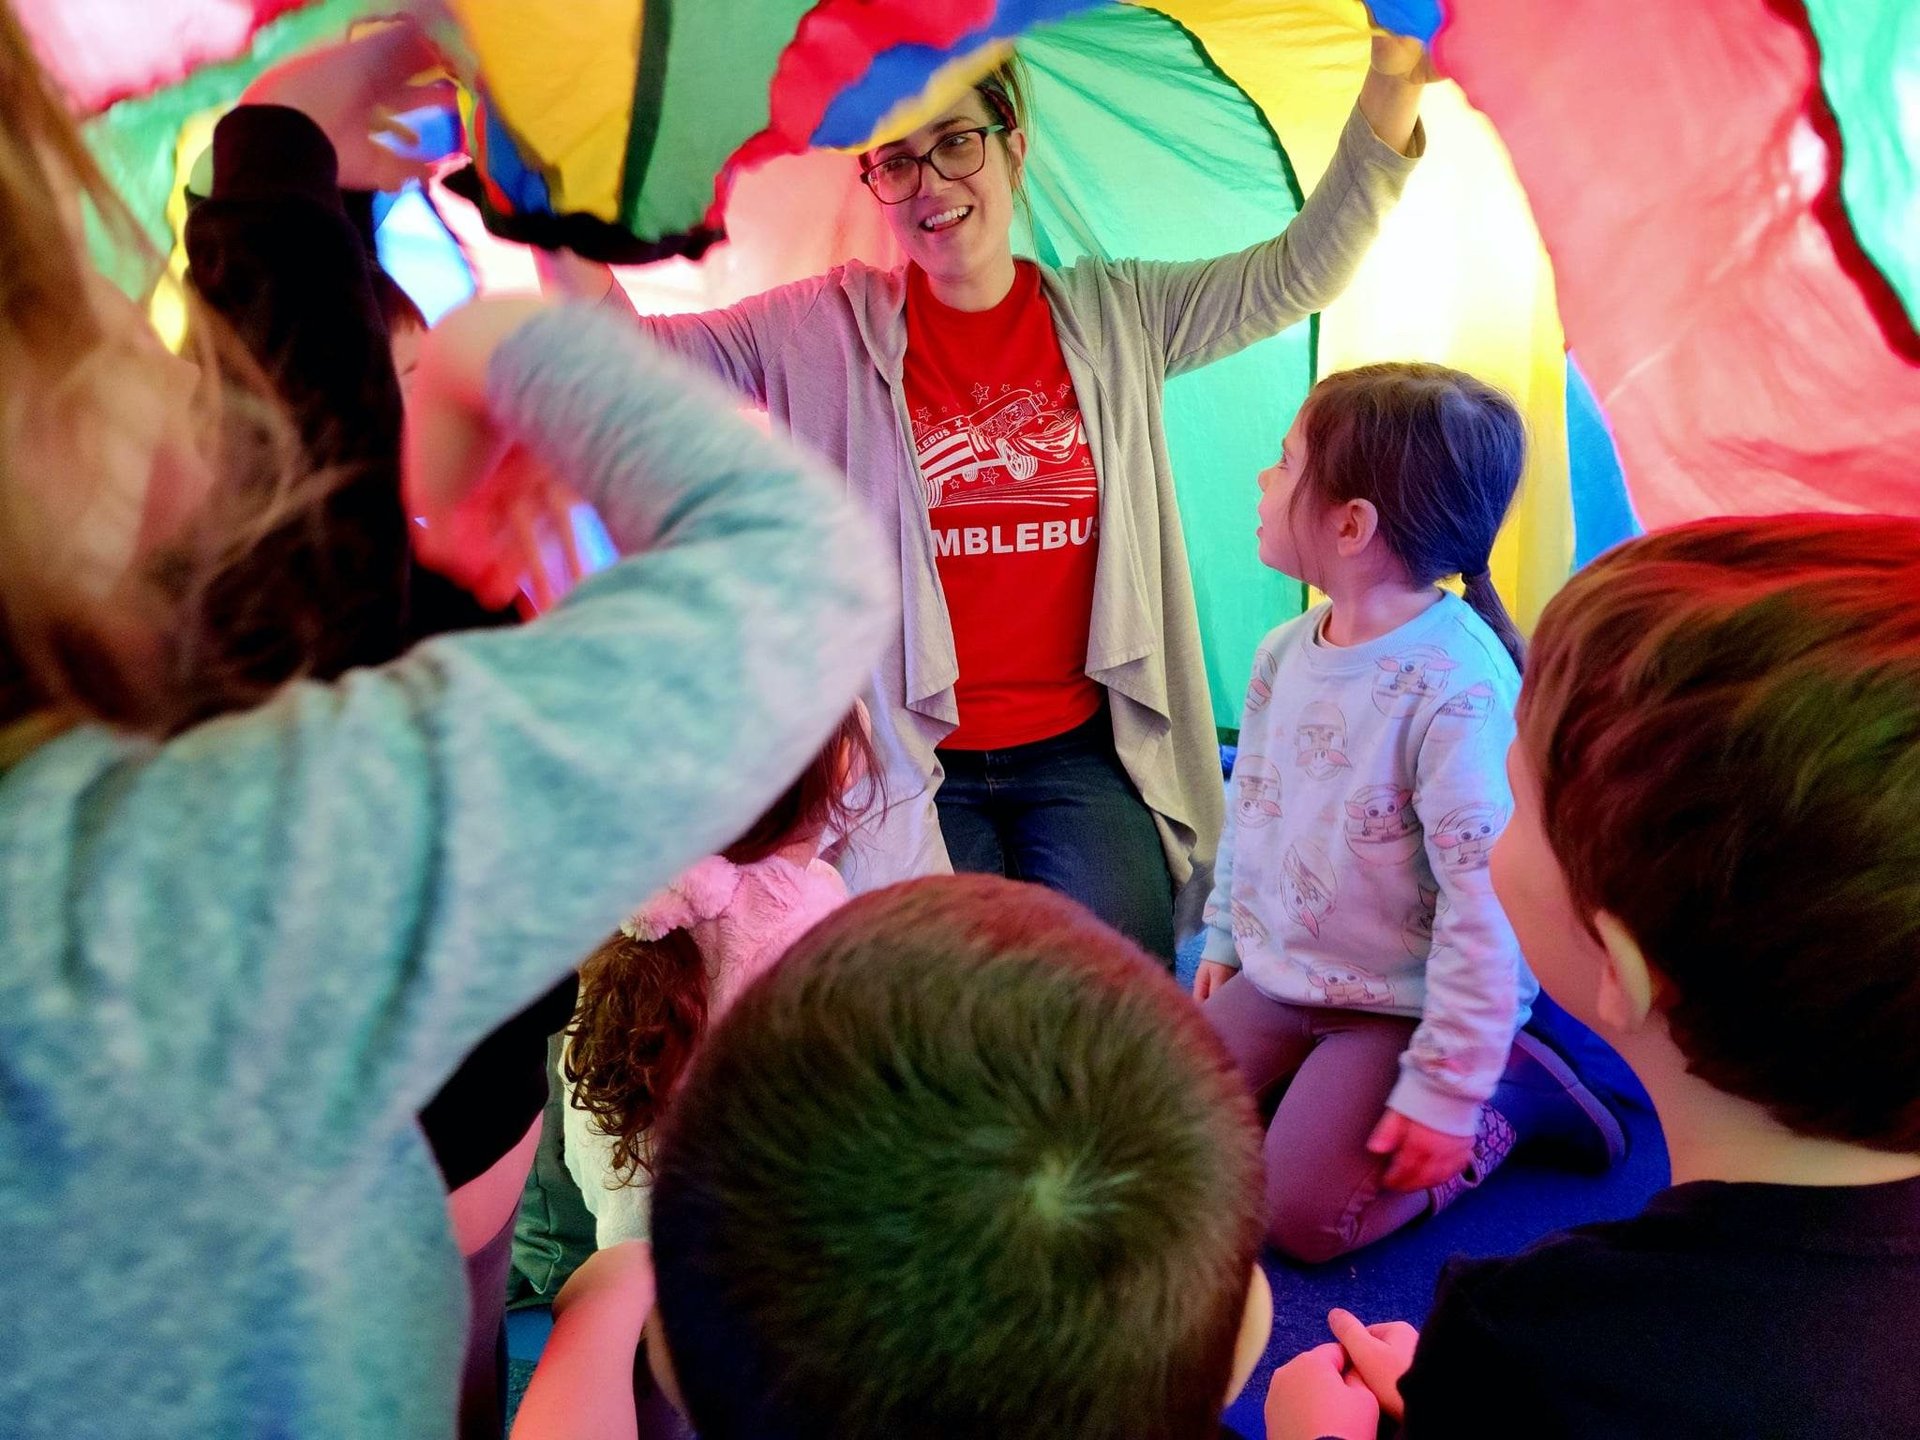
[1295,363,1528,674]
[1462,567,1526,673]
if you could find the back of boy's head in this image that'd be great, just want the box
[1520,514,1920,1151]
[1299,363,1527,668]
[650,876,1266,1440]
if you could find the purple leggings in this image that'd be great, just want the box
[1204,973,1438,1264]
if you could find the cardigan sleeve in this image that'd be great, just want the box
[1121,106,1421,379]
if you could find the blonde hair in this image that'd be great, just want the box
[0,1,323,748]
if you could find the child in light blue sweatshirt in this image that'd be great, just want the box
[1196,364,1622,1264]
[0,73,892,1435]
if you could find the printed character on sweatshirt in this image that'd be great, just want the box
[1304,961,1395,1007]
[1248,645,1281,713]
[1345,781,1421,865]
[1432,803,1504,871]
[1434,679,1495,730]
[1235,756,1286,829]
[1402,885,1439,958]
[1281,839,1340,938]
[1371,643,1458,718]
[1295,699,1353,781]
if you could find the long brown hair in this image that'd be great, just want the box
[1295,363,1528,670]
[564,705,880,1183]
[0,0,318,750]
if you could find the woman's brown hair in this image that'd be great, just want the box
[1294,362,1529,670]
[0,0,317,752]
[564,705,880,1182]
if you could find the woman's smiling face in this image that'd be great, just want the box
[865,90,1026,292]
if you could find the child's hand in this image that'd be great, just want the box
[1194,960,1235,1003]
[1265,1343,1380,1440]
[242,21,455,192]
[404,298,587,611]
[1327,1308,1419,1422]
[1366,1108,1474,1191]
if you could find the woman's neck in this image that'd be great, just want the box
[1319,577,1441,648]
[923,253,1019,313]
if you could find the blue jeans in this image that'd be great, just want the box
[935,709,1176,963]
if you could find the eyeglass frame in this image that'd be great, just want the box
[858,125,1010,206]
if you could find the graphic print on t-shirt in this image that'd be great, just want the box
[905,260,1104,749]
[915,384,1097,513]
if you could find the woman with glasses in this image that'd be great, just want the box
[544,36,1431,963]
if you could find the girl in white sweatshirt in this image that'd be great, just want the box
[1197,363,1621,1263]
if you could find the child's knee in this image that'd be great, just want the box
[1265,1190,1365,1265]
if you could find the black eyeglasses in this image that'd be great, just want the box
[859,125,1008,206]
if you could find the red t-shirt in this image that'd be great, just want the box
[904,261,1103,751]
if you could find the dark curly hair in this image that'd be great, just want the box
[564,705,880,1182]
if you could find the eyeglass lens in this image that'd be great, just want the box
[870,131,987,204]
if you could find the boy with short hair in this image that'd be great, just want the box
[514,874,1283,1440]
[1273,514,1920,1438]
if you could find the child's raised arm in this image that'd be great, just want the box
[20,301,893,1177]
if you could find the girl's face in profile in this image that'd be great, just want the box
[1256,413,1333,583]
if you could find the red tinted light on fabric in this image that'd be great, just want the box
[1434,0,1920,526]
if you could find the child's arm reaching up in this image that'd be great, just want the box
[512,1243,657,1440]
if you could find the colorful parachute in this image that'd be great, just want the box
[42,0,1920,729]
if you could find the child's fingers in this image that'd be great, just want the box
[1328,1308,1371,1351]
[1329,1309,1416,1421]
[1365,1109,1404,1156]
[1369,1320,1419,1347]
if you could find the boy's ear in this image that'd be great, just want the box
[1593,911,1657,1032]
[1225,1265,1274,1406]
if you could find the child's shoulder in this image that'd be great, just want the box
[1427,594,1520,692]
[1431,1202,1700,1329]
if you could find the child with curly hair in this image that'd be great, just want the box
[563,707,878,1247]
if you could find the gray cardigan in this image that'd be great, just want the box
[637,106,1421,891]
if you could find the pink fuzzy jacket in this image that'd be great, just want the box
[565,853,848,1245]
